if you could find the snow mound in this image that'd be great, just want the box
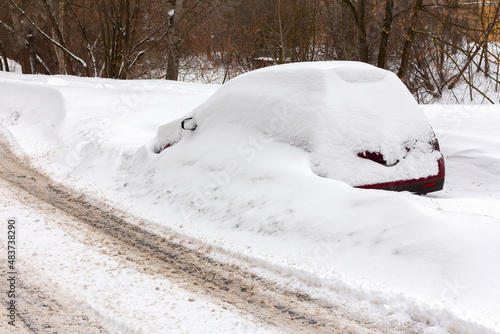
[0,78,66,127]
[156,61,440,185]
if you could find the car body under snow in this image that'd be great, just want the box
[155,61,445,194]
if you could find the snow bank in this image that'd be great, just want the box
[1,69,499,333]
[0,71,219,182]
[0,78,66,151]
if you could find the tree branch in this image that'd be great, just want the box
[8,0,89,72]
[0,19,15,35]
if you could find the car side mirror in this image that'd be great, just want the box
[181,117,197,131]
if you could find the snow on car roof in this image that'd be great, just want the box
[194,61,428,144]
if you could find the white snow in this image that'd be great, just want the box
[1,66,500,333]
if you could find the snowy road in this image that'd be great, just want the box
[0,139,423,333]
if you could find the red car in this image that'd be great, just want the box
[156,61,445,194]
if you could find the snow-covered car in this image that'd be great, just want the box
[155,61,445,194]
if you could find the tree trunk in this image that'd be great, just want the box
[0,39,9,72]
[166,43,180,80]
[397,0,423,80]
[480,0,489,74]
[51,0,66,74]
[357,0,368,63]
[27,29,36,74]
[377,0,394,68]
[42,0,74,75]
[53,27,66,73]
[482,39,489,74]
[166,0,184,80]
[7,0,30,73]
[342,0,369,63]
[277,0,286,64]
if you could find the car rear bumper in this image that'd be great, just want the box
[356,156,445,194]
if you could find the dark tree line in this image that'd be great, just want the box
[1,0,500,101]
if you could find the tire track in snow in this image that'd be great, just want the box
[0,138,422,334]
[0,271,108,334]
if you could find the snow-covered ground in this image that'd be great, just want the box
[1,68,499,333]
[0,178,275,334]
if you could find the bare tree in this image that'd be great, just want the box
[341,0,369,62]
[397,0,424,80]
[0,38,9,71]
[6,0,31,73]
[41,0,74,75]
[377,0,394,68]
[166,0,184,80]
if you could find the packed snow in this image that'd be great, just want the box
[1,64,499,333]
